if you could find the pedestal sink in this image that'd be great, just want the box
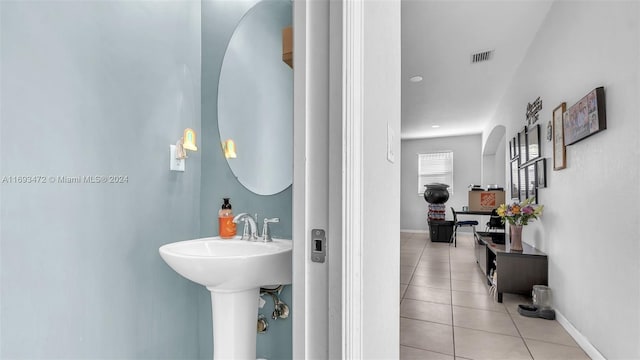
[159,236,292,360]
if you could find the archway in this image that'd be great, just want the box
[482,125,506,187]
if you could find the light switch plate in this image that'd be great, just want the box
[170,145,185,172]
[387,123,395,163]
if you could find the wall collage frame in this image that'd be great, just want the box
[508,123,546,204]
[508,87,607,205]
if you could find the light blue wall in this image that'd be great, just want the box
[0,1,203,358]
[200,1,293,359]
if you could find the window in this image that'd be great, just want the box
[418,151,454,194]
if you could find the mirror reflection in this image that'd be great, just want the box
[218,0,292,195]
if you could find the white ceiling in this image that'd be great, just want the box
[401,1,553,139]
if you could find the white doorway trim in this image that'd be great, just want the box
[341,0,364,357]
[292,0,400,358]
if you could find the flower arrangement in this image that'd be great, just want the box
[497,197,544,226]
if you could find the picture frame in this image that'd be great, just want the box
[526,164,537,203]
[518,127,527,164]
[563,87,606,146]
[510,160,519,200]
[553,102,567,170]
[526,124,541,161]
[518,167,527,202]
[509,140,513,159]
[536,158,547,188]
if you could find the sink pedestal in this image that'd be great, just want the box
[209,287,260,360]
[159,237,292,360]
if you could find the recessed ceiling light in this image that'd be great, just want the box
[432,125,440,128]
[409,75,423,83]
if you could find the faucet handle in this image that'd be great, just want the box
[240,218,251,241]
[261,218,280,242]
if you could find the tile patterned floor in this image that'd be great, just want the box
[400,232,590,360]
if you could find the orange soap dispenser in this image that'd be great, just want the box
[219,198,236,239]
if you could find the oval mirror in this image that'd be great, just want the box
[218,0,292,195]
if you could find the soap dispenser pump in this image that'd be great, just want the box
[219,198,236,239]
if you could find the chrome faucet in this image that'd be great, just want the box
[260,217,280,242]
[232,213,258,241]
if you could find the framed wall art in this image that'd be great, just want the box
[527,124,541,161]
[509,140,513,159]
[563,87,606,146]
[553,102,567,170]
[536,158,547,188]
[527,164,537,203]
[510,160,519,200]
[519,167,527,201]
[518,127,528,164]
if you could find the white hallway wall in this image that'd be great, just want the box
[484,1,640,358]
[401,134,482,231]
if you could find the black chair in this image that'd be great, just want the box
[484,208,505,244]
[450,207,479,247]
[486,209,503,230]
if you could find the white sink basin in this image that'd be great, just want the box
[159,236,292,360]
[159,236,292,291]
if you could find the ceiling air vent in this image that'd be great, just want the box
[471,50,494,64]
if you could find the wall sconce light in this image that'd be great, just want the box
[222,139,237,159]
[182,128,198,151]
[170,128,198,172]
[175,128,198,160]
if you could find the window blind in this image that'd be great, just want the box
[418,151,454,194]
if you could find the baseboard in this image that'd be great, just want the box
[400,229,428,234]
[555,309,605,360]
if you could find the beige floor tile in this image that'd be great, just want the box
[400,265,415,284]
[405,285,452,305]
[452,306,519,336]
[512,315,580,347]
[411,274,451,290]
[451,279,489,294]
[402,254,421,267]
[450,268,486,283]
[401,272,413,285]
[451,290,506,313]
[501,293,531,315]
[454,327,532,360]
[398,231,589,360]
[449,262,480,272]
[401,265,417,275]
[401,284,409,300]
[448,256,476,265]
[525,339,589,359]
[413,266,450,279]
[421,250,451,258]
[448,250,475,258]
[401,299,453,325]
[400,318,454,355]
[400,346,454,360]
[415,262,450,273]
[402,248,424,256]
[423,245,450,252]
[418,257,451,266]
[425,242,452,249]
[400,234,418,239]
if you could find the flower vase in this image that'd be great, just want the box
[510,225,523,251]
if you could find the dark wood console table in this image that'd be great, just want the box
[475,235,548,303]
[456,210,494,216]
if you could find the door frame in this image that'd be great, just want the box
[292,1,400,358]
